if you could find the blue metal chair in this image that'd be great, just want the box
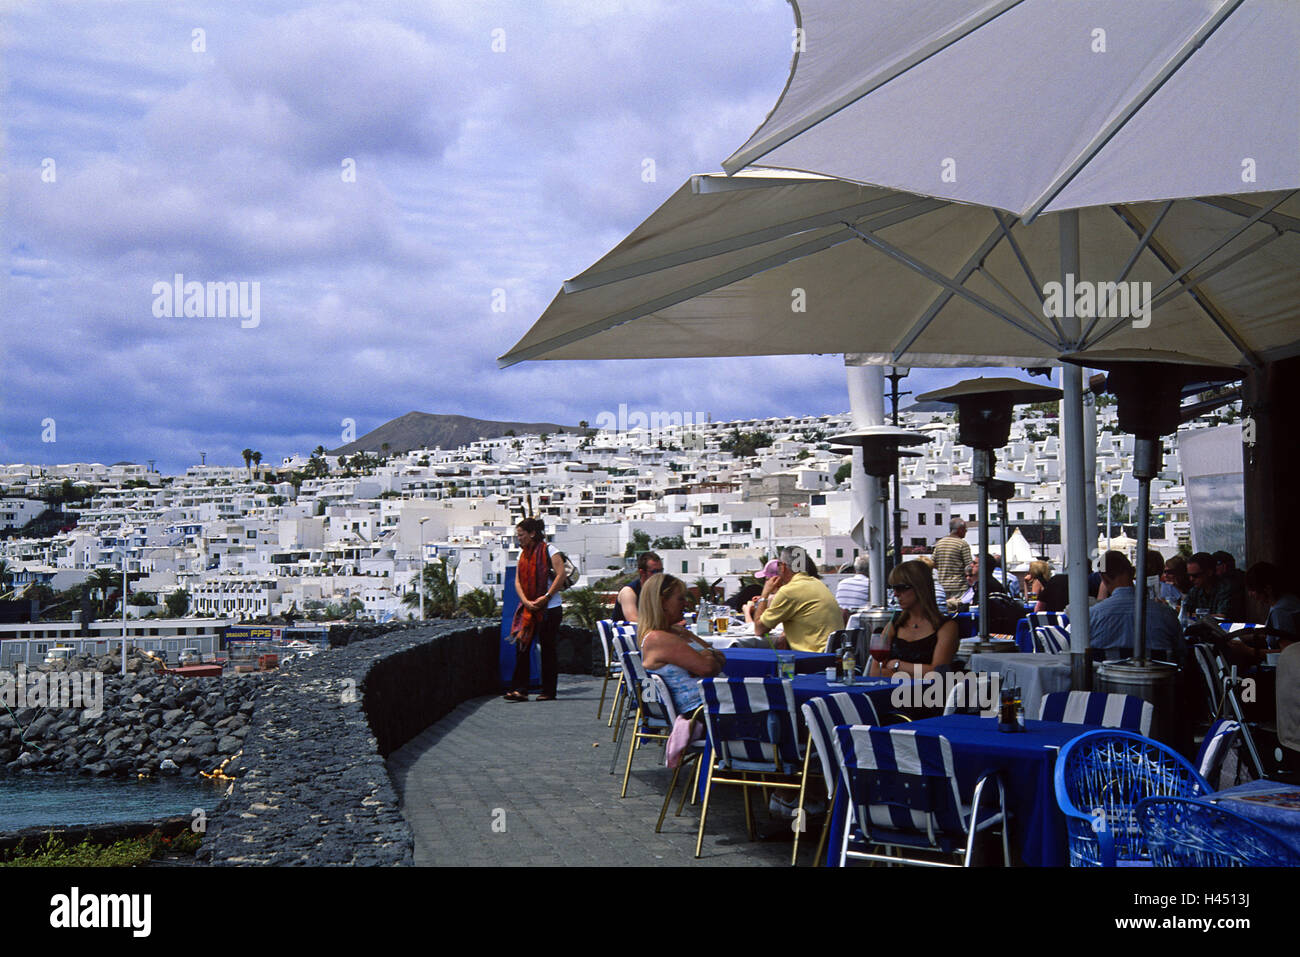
[1054,730,1212,866]
[833,725,1009,867]
[1038,691,1153,735]
[695,678,803,858]
[1137,796,1300,866]
[800,693,882,866]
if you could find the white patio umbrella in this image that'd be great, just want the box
[501,0,1300,683]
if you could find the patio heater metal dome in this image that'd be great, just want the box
[917,378,1063,642]
[829,425,929,624]
[1062,349,1241,745]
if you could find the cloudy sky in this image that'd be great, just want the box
[3,0,993,474]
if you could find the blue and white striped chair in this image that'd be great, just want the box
[800,693,882,867]
[645,671,707,832]
[595,619,631,722]
[833,725,1010,867]
[942,673,999,716]
[605,623,640,737]
[1032,624,1070,654]
[612,647,670,788]
[695,677,803,858]
[1195,718,1251,790]
[1027,611,1069,635]
[1038,691,1153,735]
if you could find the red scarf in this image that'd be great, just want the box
[510,541,550,647]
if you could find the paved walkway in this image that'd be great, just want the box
[387,675,821,867]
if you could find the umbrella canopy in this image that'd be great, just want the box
[724,0,1300,221]
[500,170,1300,370]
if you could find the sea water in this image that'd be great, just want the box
[0,775,227,833]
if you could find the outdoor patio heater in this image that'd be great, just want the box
[917,379,1063,643]
[1062,351,1241,732]
[829,425,929,634]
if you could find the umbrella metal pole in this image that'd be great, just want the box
[1059,211,1092,691]
[975,450,991,643]
[999,501,1009,579]
[1132,437,1160,663]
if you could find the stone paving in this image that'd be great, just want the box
[388,674,826,867]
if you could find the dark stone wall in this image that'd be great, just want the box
[198,616,597,866]
[199,620,497,866]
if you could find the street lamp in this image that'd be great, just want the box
[418,517,432,620]
[917,378,1062,645]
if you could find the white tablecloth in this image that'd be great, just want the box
[967,652,1072,719]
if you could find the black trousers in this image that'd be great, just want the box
[511,605,561,696]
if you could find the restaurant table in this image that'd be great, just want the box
[1207,780,1300,854]
[719,648,837,678]
[967,652,1072,718]
[824,715,1088,866]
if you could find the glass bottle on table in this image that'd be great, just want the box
[841,640,857,687]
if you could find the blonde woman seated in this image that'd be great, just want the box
[1023,560,1052,608]
[638,573,726,712]
[868,561,959,679]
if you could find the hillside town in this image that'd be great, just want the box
[1,394,1240,630]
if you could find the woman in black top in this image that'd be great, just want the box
[868,560,958,679]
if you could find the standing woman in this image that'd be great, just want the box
[505,517,566,702]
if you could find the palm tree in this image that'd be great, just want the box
[251,450,262,479]
[401,561,460,618]
[242,448,254,479]
[458,588,499,619]
[562,587,609,632]
[85,567,122,617]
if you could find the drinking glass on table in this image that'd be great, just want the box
[714,614,729,634]
[776,652,796,680]
[869,630,891,672]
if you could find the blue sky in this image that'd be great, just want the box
[2,0,998,473]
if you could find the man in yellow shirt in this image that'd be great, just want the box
[745,546,842,653]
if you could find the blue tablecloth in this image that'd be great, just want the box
[825,715,1086,866]
[720,648,837,678]
[1208,780,1300,853]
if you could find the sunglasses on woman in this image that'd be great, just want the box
[891,584,914,593]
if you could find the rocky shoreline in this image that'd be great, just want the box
[1,650,262,777]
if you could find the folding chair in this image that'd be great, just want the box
[1053,729,1211,866]
[833,725,1010,867]
[1038,691,1154,735]
[645,672,706,833]
[1137,796,1300,867]
[611,648,669,788]
[1195,718,1254,790]
[800,693,881,867]
[1032,623,1070,654]
[695,678,803,858]
[594,619,627,721]
[600,624,637,728]
[942,673,999,716]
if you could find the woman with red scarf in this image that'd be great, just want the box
[505,517,566,702]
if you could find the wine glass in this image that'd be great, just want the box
[869,630,890,671]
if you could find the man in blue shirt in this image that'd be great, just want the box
[1088,551,1182,659]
